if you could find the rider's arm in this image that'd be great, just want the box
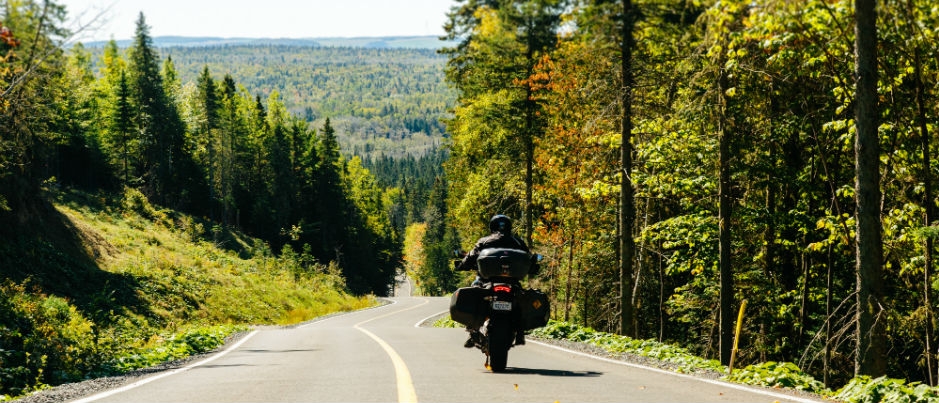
[513,235,530,252]
[456,244,482,271]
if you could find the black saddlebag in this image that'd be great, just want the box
[518,288,550,330]
[449,286,489,328]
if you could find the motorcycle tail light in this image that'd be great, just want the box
[494,285,512,293]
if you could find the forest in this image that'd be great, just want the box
[5,0,939,396]
[0,5,419,296]
[429,0,939,391]
[153,44,455,160]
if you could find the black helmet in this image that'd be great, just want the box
[489,214,512,235]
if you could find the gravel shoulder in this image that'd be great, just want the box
[9,330,247,403]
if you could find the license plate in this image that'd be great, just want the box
[492,301,512,311]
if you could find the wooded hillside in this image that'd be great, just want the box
[146,44,454,159]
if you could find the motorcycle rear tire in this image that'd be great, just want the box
[487,319,513,372]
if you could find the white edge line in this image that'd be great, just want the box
[412,307,821,402]
[71,297,411,402]
[296,298,398,329]
[69,330,260,403]
[415,309,449,328]
[529,339,825,403]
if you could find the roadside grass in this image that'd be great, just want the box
[529,321,725,375]
[0,188,376,399]
[432,315,460,329]
[437,316,939,402]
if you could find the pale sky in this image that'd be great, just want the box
[60,0,457,42]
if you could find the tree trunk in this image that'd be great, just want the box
[914,44,935,385]
[618,0,636,337]
[717,39,734,368]
[853,0,886,378]
[565,237,575,322]
[825,244,833,386]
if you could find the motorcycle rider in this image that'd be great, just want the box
[456,214,529,348]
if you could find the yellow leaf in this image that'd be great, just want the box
[816,218,826,230]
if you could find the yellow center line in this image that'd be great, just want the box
[356,326,418,403]
[354,298,429,403]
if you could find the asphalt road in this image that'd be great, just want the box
[70,278,822,403]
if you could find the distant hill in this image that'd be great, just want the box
[82,35,456,50]
[81,40,456,159]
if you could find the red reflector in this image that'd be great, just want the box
[494,285,512,293]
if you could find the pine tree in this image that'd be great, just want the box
[128,12,167,200]
[196,66,223,219]
[317,118,345,261]
[421,176,460,295]
[111,69,134,184]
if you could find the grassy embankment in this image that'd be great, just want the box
[0,187,376,399]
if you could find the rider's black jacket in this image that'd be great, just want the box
[457,231,529,273]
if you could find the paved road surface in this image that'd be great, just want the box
[71,278,821,403]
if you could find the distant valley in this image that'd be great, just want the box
[83,36,457,159]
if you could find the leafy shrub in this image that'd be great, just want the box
[532,321,939,402]
[531,320,724,373]
[723,361,828,394]
[0,281,97,397]
[106,326,240,373]
[176,215,205,242]
[532,321,602,342]
[120,187,168,224]
[833,376,939,403]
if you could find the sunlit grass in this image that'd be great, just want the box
[1,189,379,398]
[56,195,375,329]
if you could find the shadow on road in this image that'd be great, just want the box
[503,367,603,377]
[242,349,320,354]
[198,364,258,369]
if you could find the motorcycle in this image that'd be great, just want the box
[450,248,550,372]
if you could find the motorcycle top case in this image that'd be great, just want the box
[476,248,531,279]
[518,288,550,330]
[449,286,489,328]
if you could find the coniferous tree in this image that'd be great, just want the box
[317,118,345,262]
[111,69,134,184]
[266,93,295,244]
[56,43,114,190]
[128,12,166,198]
[217,73,243,225]
[421,176,460,295]
[195,66,220,218]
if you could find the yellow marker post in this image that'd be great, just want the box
[728,299,748,374]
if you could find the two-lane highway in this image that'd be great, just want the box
[71,279,822,403]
